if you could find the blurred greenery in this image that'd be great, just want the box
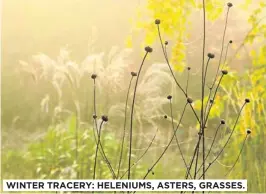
[1,0,266,193]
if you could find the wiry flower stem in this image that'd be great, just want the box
[170,99,192,179]
[128,51,149,180]
[117,76,134,178]
[92,78,116,179]
[198,102,247,179]
[156,24,187,96]
[224,133,248,177]
[201,0,207,181]
[120,128,158,179]
[142,103,188,180]
[93,120,104,180]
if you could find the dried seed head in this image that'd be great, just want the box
[145,46,153,53]
[198,132,202,136]
[245,98,250,103]
[91,74,97,79]
[131,72,137,77]
[247,129,251,134]
[152,171,155,175]
[165,41,168,45]
[187,97,193,104]
[93,114,97,119]
[210,99,214,104]
[167,95,172,100]
[221,70,228,75]
[220,119,226,125]
[229,40,233,44]
[227,2,233,7]
[101,115,108,122]
[164,115,167,119]
[155,19,161,25]
[207,53,215,59]
[187,67,191,71]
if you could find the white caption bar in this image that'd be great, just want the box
[3,179,247,192]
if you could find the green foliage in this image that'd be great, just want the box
[2,115,148,179]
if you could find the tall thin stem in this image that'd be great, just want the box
[224,134,248,177]
[142,103,188,179]
[93,121,104,180]
[128,52,149,180]
[117,76,134,178]
[170,100,192,179]
[201,0,207,181]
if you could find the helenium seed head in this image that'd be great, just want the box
[221,70,228,75]
[101,115,108,122]
[229,40,233,44]
[164,115,167,119]
[247,129,251,134]
[165,41,168,45]
[155,19,161,25]
[245,98,250,103]
[131,72,137,77]
[220,119,226,125]
[93,114,97,119]
[91,74,97,79]
[187,67,191,70]
[167,95,172,100]
[227,2,233,7]
[187,97,193,104]
[210,99,214,104]
[145,46,153,53]
[207,53,215,59]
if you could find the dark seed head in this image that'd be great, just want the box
[245,98,250,103]
[145,46,153,53]
[152,171,155,175]
[198,132,202,136]
[187,97,193,104]
[164,115,167,119]
[210,99,214,104]
[187,67,191,70]
[247,129,251,134]
[131,72,137,77]
[229,40,233,44]
[91,74,97,79]
[220,119,226,125]
[164,41,168,45]
[221,70,228,75]
[207,53,215,59]
[101,115,108,122]
[93,114,97,119]
[155,19,161,25]
[227,2,233,7]
[167,95,172,100]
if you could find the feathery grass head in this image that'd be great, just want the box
[145,46,153,53]
[155,19,161,25]
[102,115,108,122]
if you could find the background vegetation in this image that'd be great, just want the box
[1,0,266,193]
